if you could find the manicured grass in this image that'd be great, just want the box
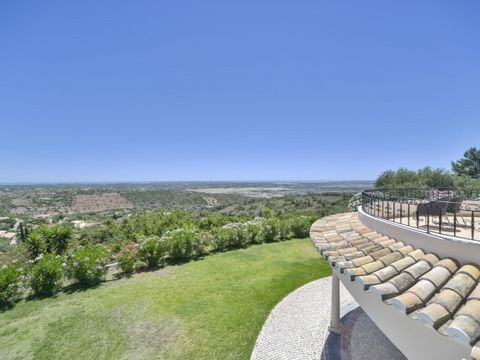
[0,238,330,360]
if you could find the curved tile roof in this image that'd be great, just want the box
[310,212,480,360]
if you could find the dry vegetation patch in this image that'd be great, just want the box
[72,193,133,213]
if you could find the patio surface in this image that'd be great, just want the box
[251,277,405,360]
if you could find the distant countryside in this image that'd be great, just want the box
[2,1,479,359]
[0,181,364,359]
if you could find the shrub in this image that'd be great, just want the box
[118,243,138,276]
[196,231,215,255]
[348,193,362,212]
[38,225,73,255]
[290,216,311,238]
[235,225,252,247]
[164,228,202,262]
[212,228,231,252]
[258,219,279,242]
[0,263,24,307]
[25,225,73,259]
[214,223,255,251]
[277,219,292,240]
[138,236,165,268]
[67,246,109,286]
[29,254,64,296]
[245,222,261,244]
[24,232,45,259]
[48,225,73,255]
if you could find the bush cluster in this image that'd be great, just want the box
[1,213,314,309]
[1,246,112,305]
[164,228,203,262]
[66,246,110,286]
[138,235,165,268]
[29,254,64,296]
[118,243,138,276]
[24,225,73,259]
[116,215,313,274]
[0,263,24,307]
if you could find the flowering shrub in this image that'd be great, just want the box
[290,216,311,238]
[257,219,279,243]
[118,243,138,276]
[212,228,231,252]
[348,193,363,211]
[67,246,109,286]
[138,236,165,268]
[0,263,24,307]
[164,228,202,262]
[219,227,242,249]
[29,254,64,296]
[277,219,292,240]
[245,222,261,244]
[235,224,254,247]
[196,231,215,254]
[214,223,258,251]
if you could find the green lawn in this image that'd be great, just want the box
[0,238,330,360]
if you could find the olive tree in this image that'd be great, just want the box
[452,147,480,179]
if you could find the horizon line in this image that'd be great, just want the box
[0,179,375,186]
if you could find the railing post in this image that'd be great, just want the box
[328,274,342,334]
[427,206,430,233]
[393,201,396,222]
[364,188,478,240]
[407,202,410,226]
[454,212,457,237]
[416,205,419,228]
[472,211,475,240]
[439,208,442,234]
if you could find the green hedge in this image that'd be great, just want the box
[1,214,315,309]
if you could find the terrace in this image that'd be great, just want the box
[362,188,480,241]
[309,188,480,360]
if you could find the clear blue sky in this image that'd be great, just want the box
[1,1,479,183]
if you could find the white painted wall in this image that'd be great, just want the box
[334,266,471,360]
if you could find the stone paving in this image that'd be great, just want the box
[251,276,405,360]
[340,308,405,360]
[251,277,356,360]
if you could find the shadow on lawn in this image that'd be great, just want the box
[62,281,103,294]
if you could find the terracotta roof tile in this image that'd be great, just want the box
[419,266,452,288]
[447,315,480,345]
[417,302,451,328]
[469,285,480,301]
[309,212,480,358]
[460,264,480,282]
[429,289,463,315]
[472,342,480,360]
[387,291,424,313]
[390,257,417,273]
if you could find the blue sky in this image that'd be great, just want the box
[1,1,479,183]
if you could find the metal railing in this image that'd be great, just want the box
[362,188,480,241]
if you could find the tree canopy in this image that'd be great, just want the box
[452,147,480,179]
[375,167,454,189]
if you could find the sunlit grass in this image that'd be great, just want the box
[0,238,330,360]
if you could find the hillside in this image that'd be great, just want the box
[0,238,330,360]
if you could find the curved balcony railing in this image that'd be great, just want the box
[362,188,480,241]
